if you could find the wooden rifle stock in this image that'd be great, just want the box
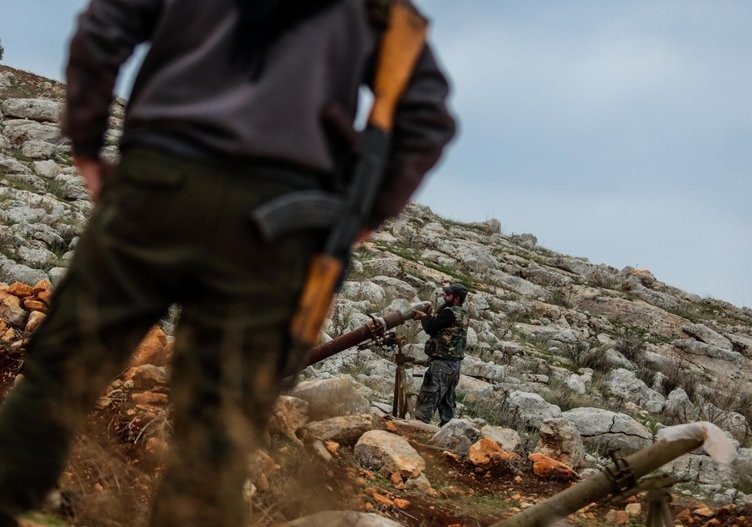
[369,1,430,131]
[290,1,428,347]
[290,255,343,346]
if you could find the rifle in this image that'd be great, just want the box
[289,1,429,348]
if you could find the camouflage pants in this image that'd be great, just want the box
[414,358,461,425]
[0,147,324,526]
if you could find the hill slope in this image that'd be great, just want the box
[2,64,752,526]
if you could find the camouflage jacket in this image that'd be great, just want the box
[424,305,469,360]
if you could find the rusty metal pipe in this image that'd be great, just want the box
[304,301,431,366]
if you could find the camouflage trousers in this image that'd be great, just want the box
[414,358,461,425]
[0,147,324,526]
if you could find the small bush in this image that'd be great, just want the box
[657,357,695,398]
[614,333,646,365]
[548,288,569,307]
[460,393,504,425]
[735,390,752,441]
[564,342,611,374]
[697,384,752,443]
[635,365,656,387]
[541,376,603,412]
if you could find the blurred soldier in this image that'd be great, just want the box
[0,0,455,525]
[414,283,469,426]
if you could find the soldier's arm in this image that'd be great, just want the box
[421,308,455,336]
[63,0,163,157]
[367,39,456,227]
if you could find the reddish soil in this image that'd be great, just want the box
[0,341,750,527]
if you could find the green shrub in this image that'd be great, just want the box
[614,333,646,365]
[635,365,656,387]
[564,342,611,373]
[657,357,695,398]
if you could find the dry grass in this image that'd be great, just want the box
[63,434,155,527]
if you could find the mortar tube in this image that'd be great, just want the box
[304,301,432,366]
[492,436,703,527]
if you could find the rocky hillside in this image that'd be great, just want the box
[2,64,752,526]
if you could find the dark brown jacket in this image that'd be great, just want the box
[63,0,456,225]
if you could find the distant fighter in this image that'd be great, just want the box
[414,283,470,426]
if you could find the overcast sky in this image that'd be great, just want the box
[1,1,750,308]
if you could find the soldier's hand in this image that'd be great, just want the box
[414,310,427,320]
[355,227,373,244]
[75,155,111,202]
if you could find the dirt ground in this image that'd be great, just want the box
[0,339,750,527]
[243,427,751,527]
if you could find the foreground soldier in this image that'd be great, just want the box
[414,283,470,426]
[0,0,455,525]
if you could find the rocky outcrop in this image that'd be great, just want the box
[561,408,653,456]
[354,430,425,479]
[534,418,586,469]
[429,419,480,455]
[290,378,371,421]
[604,368,665,413]
[285,511,405,527]
[498,391,562,429]
[2,63,752,509]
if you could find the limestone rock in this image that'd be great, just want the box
[673,339,742,362]
[370,275,418,302]
[300,414,377,445]
[535,418,586,469]
[566,374,587,395]
[682,322,734,351]
[1,98,61,122]
[499,390,562,429]
[290,378,371,421]
[24,310,46,332]
[339,280,386,305]
[0,259,48,289]
[20,139,57,159]
[0,153,31,173]
[562,407,652,456]
[285,511,405,527]
[32,159,60,178]
[0,291,26,327]
[487,269,548,298]
[0,72,17,89]
[467,438,518,467]
[354,430,425,479]
[527,453,578,481]
[663,388,699,421]
[731,448,752,490]
[2,119,62,145]
[480,425,521,452]
[604,368,665,413]
[665,453,737,488]
[429,419,480,455]
[269,395,309,444]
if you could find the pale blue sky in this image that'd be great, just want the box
[1,0,750,308]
